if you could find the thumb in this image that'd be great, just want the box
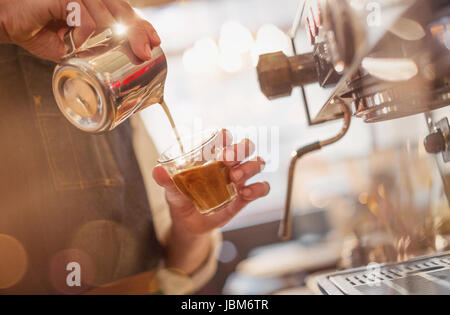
[21,28,67,62]
[153,166,178,192]
[153,165,193,210]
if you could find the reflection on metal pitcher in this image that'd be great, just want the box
[53,28,167,133]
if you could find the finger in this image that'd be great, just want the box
[82,0,116,30]
[140,20,161,47]
[230,157,266,184]
[152,165,179,193]
[102,0,160,59]
[57,27,70,41]
[62,0,97,48]
[127,21,156,60]
[209,128,233,153]
[46,1,96,49]
[222,139,256,167]
[201,129,233,160]
[238,181,271,202]
[101,0,136,22]
[210,181,270,225]
[217,129,233,148]
[21,29,67,62]
[153,166,194,211]
[30,20,68,61]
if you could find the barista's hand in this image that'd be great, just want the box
[153,130,270,274]
[153,130,270,234]
[0,0,160,62]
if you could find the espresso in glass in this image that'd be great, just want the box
[158,129,237,215]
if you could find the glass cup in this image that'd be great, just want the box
[158,129,237,215]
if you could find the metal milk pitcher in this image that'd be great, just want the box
[53,28,167,133]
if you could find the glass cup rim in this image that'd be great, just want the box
[157,128,220,165]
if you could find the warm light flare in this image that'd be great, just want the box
[113,23,128,36]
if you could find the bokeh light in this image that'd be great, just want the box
[49,249,95,295]
[70,220,139,287]
[219,21,254,55]
[251,24,291,66]
[0,234,28,289]
[219,52,243,73]
[183,38,220,75]
[217,240,238,263]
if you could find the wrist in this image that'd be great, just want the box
[165,224,212,275]
[171,219,210,243]
[169,223,212,255]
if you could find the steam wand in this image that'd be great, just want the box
[279,102,352,241]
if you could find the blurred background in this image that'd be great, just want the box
[130,0,450,294]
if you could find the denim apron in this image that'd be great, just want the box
[0,45,162,294]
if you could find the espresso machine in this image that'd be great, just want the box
[257,0,450,294]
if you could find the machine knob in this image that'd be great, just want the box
[424,130,446,154]
[257,51,318,100]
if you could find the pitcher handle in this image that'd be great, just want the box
[63,28,116,59]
